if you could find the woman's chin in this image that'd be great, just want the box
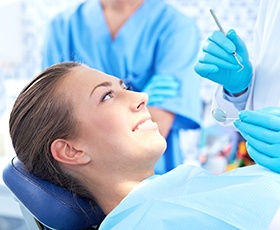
[150,136,167,156]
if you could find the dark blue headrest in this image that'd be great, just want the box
[2,157,105,230]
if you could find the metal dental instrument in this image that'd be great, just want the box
[209,9,244,72]
[212,108,238,122]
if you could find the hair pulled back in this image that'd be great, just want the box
[9,62,93,199]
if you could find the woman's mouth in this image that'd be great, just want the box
[133,119,158,131]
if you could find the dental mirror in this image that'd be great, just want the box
[212,108,237,122]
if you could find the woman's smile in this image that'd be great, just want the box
[133,118,158,132]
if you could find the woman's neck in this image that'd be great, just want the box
[94,180,141,214]
[80,166,154,214]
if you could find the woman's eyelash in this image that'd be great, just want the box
[101,90,113,101]
[101,84,132,102]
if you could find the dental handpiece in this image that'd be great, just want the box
[209,9,244,71]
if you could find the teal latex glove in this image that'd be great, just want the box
[143,74,179,106]
[234,107,280,173]
[194,29,253,94]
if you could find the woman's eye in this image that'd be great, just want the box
[101,91,113,101]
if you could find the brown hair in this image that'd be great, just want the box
[9,61,93,200]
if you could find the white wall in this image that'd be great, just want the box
[0,0,24,65]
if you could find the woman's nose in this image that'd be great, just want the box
[131,92,148,111]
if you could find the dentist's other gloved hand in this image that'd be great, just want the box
[195,29,253,94]
[234,107,280,173]
[143,74,180,106]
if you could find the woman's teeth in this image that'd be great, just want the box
[136,119,157,130]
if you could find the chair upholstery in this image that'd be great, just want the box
[2,157,105,230]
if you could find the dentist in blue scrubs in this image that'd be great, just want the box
[42,0,202,174]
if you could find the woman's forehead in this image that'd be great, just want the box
[61,66,120,93]
[71,66,117,82]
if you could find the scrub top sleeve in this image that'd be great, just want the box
[154,15,202,126]
[41,14,69,69]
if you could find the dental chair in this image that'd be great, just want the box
[2,157,106,230]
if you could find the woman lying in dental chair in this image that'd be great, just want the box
[9,62,280,229]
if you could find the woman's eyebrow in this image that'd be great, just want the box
[89,79,123,97]
[90,81,112,97]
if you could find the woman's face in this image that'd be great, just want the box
[61,66,166,173]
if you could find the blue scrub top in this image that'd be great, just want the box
[42,0,202,174]
[99,164,280,229]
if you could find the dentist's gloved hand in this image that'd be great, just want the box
[195,29,253,94]
[143,74,180,106]
[234,107,280,173]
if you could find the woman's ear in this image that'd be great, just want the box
[51,139,91,165]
